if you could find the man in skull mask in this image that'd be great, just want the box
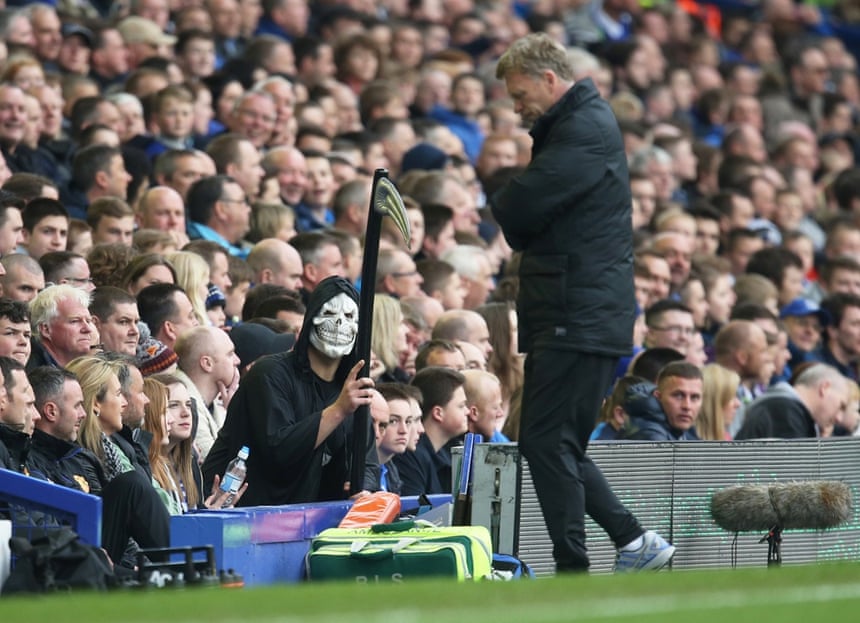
[202,276,379,505]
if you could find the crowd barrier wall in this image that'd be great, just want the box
[506,439,860,575]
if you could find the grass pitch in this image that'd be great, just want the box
[3,563,860,623]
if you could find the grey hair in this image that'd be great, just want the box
[567,47,601,79]
[794,364,847,390]
[442,245,487,281]
[253,75,293,92]
[629,146,673,175]
[232,88,276,114]
[29,284,91,340]
[496,33,574,82]
[106,92,143,114]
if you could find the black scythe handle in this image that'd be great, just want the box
[349,169,387,495]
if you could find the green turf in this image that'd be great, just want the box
[3,563,860,622]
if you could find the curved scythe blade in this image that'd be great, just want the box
[373,177,411,250]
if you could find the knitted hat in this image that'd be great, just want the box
[206,284,226,310]
[135,322,179,376]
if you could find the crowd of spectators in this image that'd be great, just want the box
[0,0,859,571]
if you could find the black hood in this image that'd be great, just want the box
[294,276,360,384]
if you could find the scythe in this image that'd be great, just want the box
[349,169,410,496]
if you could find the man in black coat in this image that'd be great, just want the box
[27,366,170,567]
[492,34,674,573]
[735,363,849,439]
[203,276,379,505]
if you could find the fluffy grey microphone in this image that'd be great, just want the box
[710,481,852,532]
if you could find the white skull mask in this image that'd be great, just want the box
[309,292,359,358]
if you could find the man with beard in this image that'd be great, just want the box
[203,276,378,505]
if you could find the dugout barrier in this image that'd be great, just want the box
[0,469,103,592]
[169,494,452,586]
[0,468,102,548]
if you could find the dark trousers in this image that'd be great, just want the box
[519,349,642,572]
[101,470,171,565]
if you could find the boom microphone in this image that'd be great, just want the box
[710,481,852,532]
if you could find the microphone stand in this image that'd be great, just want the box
[759,525,782,566]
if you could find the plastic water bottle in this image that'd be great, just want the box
[220,446,249,506]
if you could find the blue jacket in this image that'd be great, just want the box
[428,105,484,164]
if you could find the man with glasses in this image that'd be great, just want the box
[376,248,423,299]
[644,299,698,357]
[39,251,95,293]
[186,175,252,258]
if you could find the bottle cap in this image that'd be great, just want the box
[238,445,250,460]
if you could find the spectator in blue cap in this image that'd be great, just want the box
[780,297,830,372]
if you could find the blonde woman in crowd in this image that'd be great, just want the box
[371,294,411,383]
[64,356,171,564]
[699,364,741,440]
[68,355,130,479]
[168,251,210,326]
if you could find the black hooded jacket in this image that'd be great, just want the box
[202,277,379,505]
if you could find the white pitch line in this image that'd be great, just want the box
[159,582,860,623]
